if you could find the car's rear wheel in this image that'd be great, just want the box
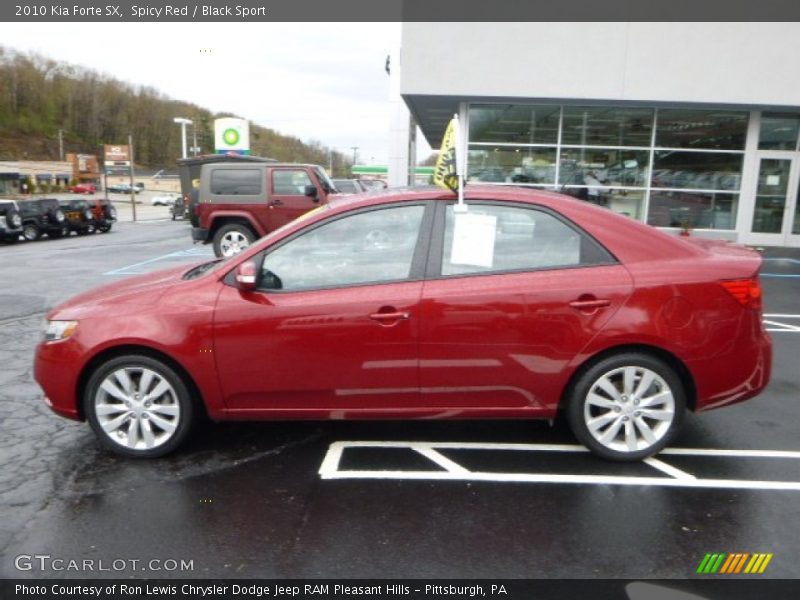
[213,223,255,258]
[22,223,41,241]
[98,222,112,233]
[567,352,686,461]
[84,355,194,458]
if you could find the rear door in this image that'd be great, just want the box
[418,201,633,412]
[267,167,323,231]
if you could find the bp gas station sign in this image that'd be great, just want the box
[214,118,250,155]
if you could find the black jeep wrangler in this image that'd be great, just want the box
[18,198,68,241]
[0,199,23,243]
[59,199,96,236]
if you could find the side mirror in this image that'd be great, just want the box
[235,260,258,292]
[304,185,319,201]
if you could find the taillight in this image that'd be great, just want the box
[720,278,762,310]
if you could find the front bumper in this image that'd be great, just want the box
[192,227,209,242]
[34,338,84,421]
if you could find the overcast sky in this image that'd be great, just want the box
[1,22,430,165]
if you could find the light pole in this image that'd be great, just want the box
[173,117,193,159]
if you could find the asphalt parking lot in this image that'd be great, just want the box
[1,220,799,579]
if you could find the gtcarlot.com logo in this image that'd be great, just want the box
[14,554,194,572]
[696,552,773,574]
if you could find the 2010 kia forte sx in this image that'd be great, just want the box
[34,186,772,460]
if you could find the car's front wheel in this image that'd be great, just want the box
[84,355,194,458]
[567,353,686,461]
[213,223,255,258]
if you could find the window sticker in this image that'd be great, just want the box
[450,212,497,268]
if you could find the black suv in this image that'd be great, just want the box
[0,199,23,243]
[59,199,96,236]
[18,198,68,241]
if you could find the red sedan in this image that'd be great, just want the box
[34,186,771,460]
[70,182,97,194]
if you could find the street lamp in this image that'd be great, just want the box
[173,117,193,159]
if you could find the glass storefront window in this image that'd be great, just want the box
[562,188,646,220]
[469,104,560,145]
[561,107,653,147]
[759,112,800,151]
[647,191,739,230]
[656,109,748,150]
[651,151,743,191]
[467,145,557,185]
[558,148,650,187]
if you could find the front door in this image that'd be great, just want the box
[267,168,322,231]
[743,153,800,247]
[213,203,431,413]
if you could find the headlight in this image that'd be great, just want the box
[84,209,93,220]
[43,320,78,342]
[55,210,65,222]
[11,213,21,227]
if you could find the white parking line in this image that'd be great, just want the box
[763,314,800,333]
[319,441,800,491]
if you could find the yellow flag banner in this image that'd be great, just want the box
[433,117,459,193]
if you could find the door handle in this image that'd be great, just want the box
[369,310,410,322]
[569,298,611,310]
[271,199,284,206]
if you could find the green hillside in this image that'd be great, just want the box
[0,47,352,173]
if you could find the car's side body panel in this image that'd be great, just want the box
[34,186,771,432]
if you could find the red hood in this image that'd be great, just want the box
[48,263,202,320]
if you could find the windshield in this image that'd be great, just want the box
[315,166,337,194]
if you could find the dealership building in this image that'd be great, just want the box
[396,23,800,247]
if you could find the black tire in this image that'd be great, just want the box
[566,352,686,461]
[84,354,195,458]
[212,223,256,258]
[22,223,41,241]
[98,223,112,233]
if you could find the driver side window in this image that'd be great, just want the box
[260,205,425,291]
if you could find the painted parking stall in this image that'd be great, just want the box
[319,441,800,491]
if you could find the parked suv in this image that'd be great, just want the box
[18,198,68,241]
[89,198,117,233]
[59,199,96,236]
[177,154,276,223]
[0,199,23,243]
[192,163,337,257]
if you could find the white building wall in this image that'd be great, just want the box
[402,23,800,108]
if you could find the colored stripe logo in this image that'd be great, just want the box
[696,552,773,574]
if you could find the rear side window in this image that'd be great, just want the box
[441,203,613,276]
[210,169,262,195]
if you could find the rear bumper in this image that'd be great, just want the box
[192,227,209,242]
[1,227,22,238]
[692,326,772,412]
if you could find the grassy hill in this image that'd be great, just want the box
[0,47,352,173]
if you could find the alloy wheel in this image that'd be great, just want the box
[583,366,676,454]
[94,367,181,451]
